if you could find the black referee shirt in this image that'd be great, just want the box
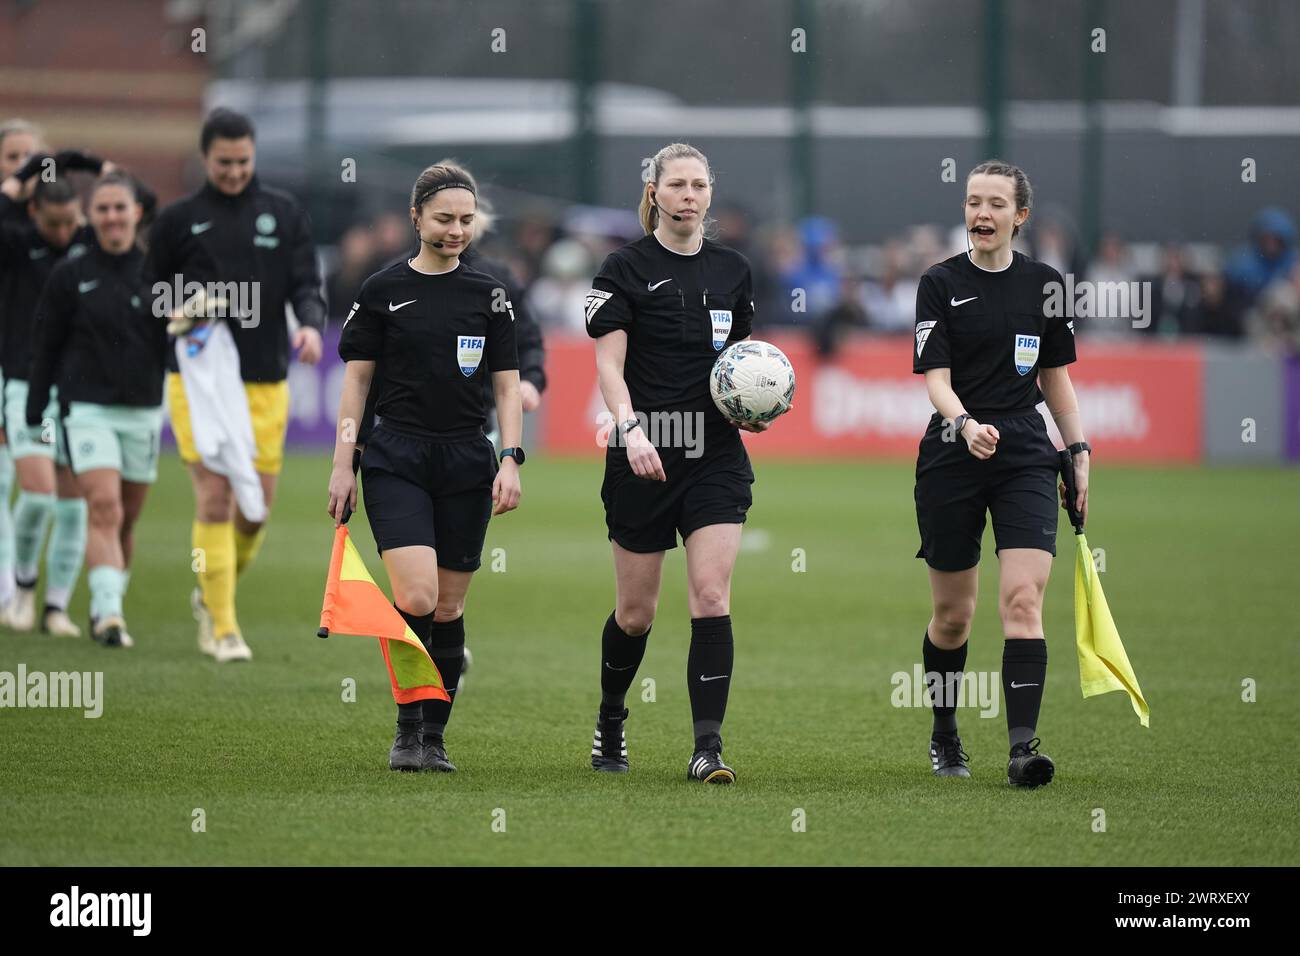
[0,211,92,382]
[27,241,166,423]
[144,176,326,383]
[338,259,519,441]
[585,233,753,422]
[913,251,1076,416]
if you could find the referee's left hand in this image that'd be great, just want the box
[293,326,323,365]
[736,420,771,433]
[492,461,521,516]
[1060,453,1089,525]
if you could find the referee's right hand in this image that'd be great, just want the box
[327,465,357,526]
[961,420,1000,460]
[625,428,667,481]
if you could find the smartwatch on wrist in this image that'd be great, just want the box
[619,418,642,436]
[1067,441,1091,458]
[951,414,971,438]
[499,447,525,466]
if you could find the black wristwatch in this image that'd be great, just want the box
[950,414,971,437]
[1068,441,1092,457]
[499,446,525,466]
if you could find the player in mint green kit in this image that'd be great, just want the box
[26,171,165,648]
[0,120,100,632]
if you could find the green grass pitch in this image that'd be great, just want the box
[1,453,1296,865]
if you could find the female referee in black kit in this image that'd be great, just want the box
[585,142,769,785]
[327,163,522,774]
[912,160,1090,788]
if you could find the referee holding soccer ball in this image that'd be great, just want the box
[912,161,1090,788]
[585,142,767,785]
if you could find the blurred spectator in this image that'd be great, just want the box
[326,224,377,319]
[1138,244,1198,337]
[369,211,413,272]
[1225,207,1296,303]
[512,206,559,287]
[525,238,596,334]
[1185,272,1241,339]
[776,216,842,327]
[860,240,917,332]
[1086,233,1136,286]
[1224,207,1296,338]
[1031,212,1084,278]
[813,272,869,357]
[1246,264,1300,355]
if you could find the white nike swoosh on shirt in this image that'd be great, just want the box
[389,300,417,311]
[647,279,672,291]
[190,221,213,235]
[78,280,100,293]
[950,296,978,307]
[1010,681,1040,689]
[699,674,730,682]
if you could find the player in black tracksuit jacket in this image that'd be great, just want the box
[911,160,1091,789]
[0,181,93,634]
[27,171,166,649]
[143,107,326,662]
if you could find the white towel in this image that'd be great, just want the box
[175,321,267,523]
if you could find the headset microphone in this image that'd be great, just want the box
[651,191,683,222]
[414,221,446,249]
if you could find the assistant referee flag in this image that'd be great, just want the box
[318,524,451,705]
[1061,450,1149,727]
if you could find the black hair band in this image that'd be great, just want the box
[415,180,476,206]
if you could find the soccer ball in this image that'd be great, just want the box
[709,340,796,426]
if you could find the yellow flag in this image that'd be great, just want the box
[1073,533,1149,727]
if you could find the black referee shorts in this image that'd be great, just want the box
[914,412,1059,573]
[601,430,754,554]
[360,424,497,572]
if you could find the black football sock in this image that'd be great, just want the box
[688,615,733,750]
[923,631,968,736]
[394,606,433,729]
[600,611,649,713]
[421,615,466,737]
[1002,638,1048,750]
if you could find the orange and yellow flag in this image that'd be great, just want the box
[318,525,451,704]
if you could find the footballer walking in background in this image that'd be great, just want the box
[0,119,41,622]
[26,171,167,648]
[146,108,326,663]
[911,160,1090,787]
[328,162,522,773]
[585,143,767,784]
[0,129,121,635]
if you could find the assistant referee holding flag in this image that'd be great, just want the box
[329,162,521,773]
[146,108,326,663]
[912,160,1090,788]
[585,143,767,785]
